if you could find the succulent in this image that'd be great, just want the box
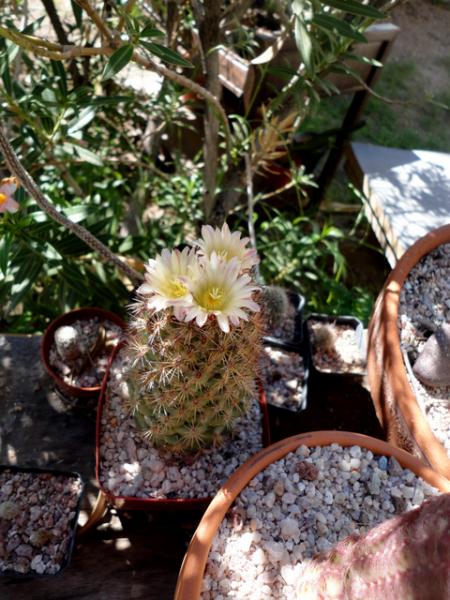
[311,323,337,354]
[260,286,290,330]
[296,493,450,600]
[125,224,264,454]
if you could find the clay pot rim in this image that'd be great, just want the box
[41,307,127,397]
[367,224,450,478]
[95,340,271,511]
[174,429,450,600]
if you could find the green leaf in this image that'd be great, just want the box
[312,14,367,43]
[10,254,44,309]
[140,41,193,68]
[83,95,133,107]
[140,25,164,38]
[1,62,12,95]
[0,233,11,275]
[51,60,68,97]
[72,144,104,166]
[342,51,382,67]
[71,0,83,29]
[102,44,134,81]
[67,106,96,134]
[294,17,313,71]
[320,0,384,18]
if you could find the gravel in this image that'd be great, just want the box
[201,443,439,599]
[261,347,305,411]
[398,242,450,457]
[308,321,365,374]
[49,318,123,388]
[0,470,83,576]
[98,350,264,499]
[269,303,299,343]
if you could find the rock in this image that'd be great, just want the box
[413,322,450,386]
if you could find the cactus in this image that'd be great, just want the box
[260,285,290,330]
[125,224,264,454]
[296,493,450,600]
[311,323,337,354]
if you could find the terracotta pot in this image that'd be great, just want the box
[367,224,450,480]
[96,342,271,512]
[175,429,450,599]
[41,307,126,399]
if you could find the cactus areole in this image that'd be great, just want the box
[126,224,264,454]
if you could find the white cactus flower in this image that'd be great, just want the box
[196,222,259,271]
[137,247,197,312]
[184,254,260,333]
[0,178,19,214]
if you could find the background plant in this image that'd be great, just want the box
[0,0,401,331]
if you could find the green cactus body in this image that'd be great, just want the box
[125,303,264,454]
[260,286,290,330]
[296,493,450,600]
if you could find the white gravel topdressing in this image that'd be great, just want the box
[398,242,450,457]
[261,347,305,411]
[99,350,264,500]
[201,443,439,600]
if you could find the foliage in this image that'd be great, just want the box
[0,1,391,331]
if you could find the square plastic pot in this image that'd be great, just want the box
[0,465,84,579]
[305,313,366,380]
[263,292,306,350]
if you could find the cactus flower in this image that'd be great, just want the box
[197,223,259,271]
[0,177,19,213]
[137,247,197,311]
[185,254,259,332]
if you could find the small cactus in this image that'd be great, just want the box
[125,224,264,454]
[311,323,337,354]
[296,493,450,600]
[260,286,290,330]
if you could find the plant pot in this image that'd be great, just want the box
[175,430,450,599]
[263,291,306,349]
[367,224,450,480]
[306,313,366,379]
[0,465,84,579]
[41,307,126,399]
[96,342,271,512]
[261,338,310,438]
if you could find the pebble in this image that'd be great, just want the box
[99,350,264,499]
[399,242,450,457]
[202,444,439,599]
[260,347,305,411]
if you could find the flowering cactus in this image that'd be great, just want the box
[296,493,450,600]
[126,224,264,453]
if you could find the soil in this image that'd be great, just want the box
[390,0,450,96]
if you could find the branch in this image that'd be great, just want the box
[0,129,143,285]
[75,0,114,43]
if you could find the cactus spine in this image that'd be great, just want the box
[125,224,264,454]
[126,304,264,453]
[260,285,290,329]
[296,493,450,599]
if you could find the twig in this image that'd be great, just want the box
[245,152,260,281]
[0,129,143,284]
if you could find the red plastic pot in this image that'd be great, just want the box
[367,224,450,480]
[96,341,271,511]
[41,307,126,399]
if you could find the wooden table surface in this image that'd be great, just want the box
[0,334,193,600]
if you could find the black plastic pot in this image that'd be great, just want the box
[0,465,84,579]
[305,314,366,380]
[261,338,310,436]
[263,291,306,349]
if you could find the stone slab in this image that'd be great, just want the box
[347,142,450,267]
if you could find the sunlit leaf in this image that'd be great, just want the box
[102,44,134,80]
[140,41,193,68]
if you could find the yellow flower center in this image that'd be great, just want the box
[166,278,187,299]
[198,286,225,311]
[0,193,6,205]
